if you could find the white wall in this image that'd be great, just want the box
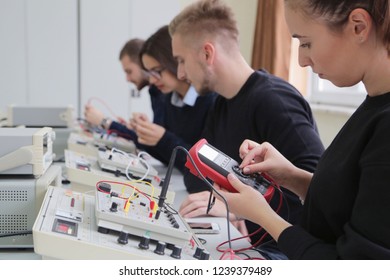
[0,0,78,111]
[27,0,79,107]
[80,0,180,122]
[0,0,181,120]
[0,0,26,107]
[311,104,354,148]
[80,0,132,119]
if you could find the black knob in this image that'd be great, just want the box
[193,247,204,259]
[110,202,118,212]
[200,250,210,260]
[166,243,175,250]
[98,182,111,193]
[138,236,150,249]
[154,241,166,255]
[117,232,129,245]
[170,245,182,259]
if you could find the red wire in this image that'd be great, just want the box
[216,177,284,253]
[87,97,121,122]
[219,248,243,260]
[95,180,151,202]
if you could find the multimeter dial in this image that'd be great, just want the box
[231,165,250,178]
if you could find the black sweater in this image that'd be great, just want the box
[184,70,325,244]
[278,93,390,259]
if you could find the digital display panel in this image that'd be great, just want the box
[198,144,219,161]
[52,218,78,237]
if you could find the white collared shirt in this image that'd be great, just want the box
[170,86,198,107]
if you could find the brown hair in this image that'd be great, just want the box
[119,38,145,65]
[285,0,390,52]
[139,25,178,76]
[169,0,238,44]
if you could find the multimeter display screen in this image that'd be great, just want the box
[199,144,219,161]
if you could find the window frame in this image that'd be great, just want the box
[308,70,366,108]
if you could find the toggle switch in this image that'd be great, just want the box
[110,202,118,212]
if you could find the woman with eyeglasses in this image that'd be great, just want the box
[131,25,216,172]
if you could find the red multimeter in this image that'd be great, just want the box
[185,139,274,202]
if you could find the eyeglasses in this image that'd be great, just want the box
[147,67,166,80]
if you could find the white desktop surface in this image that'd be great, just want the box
[0,156,258,260]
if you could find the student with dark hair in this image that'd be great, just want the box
[84,38,165,132]
[130,25,216,172]
[217,0,390,259]
[119,38,150,91]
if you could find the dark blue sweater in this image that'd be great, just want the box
[110,89,217,172]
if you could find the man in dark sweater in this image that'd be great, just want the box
[169,0,324,257]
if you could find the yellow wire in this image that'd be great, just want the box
[127,180,157,211]
[127,180,155,197]
[101,179,157,213]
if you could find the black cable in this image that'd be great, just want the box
[157,146,233,250]
[206,191,216,214]
[0,231,32,238]
[163,202,179,215]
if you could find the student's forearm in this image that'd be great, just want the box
[253,203,292,242]
[285,167,313,201]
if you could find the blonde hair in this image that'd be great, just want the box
[169,0,238,45]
